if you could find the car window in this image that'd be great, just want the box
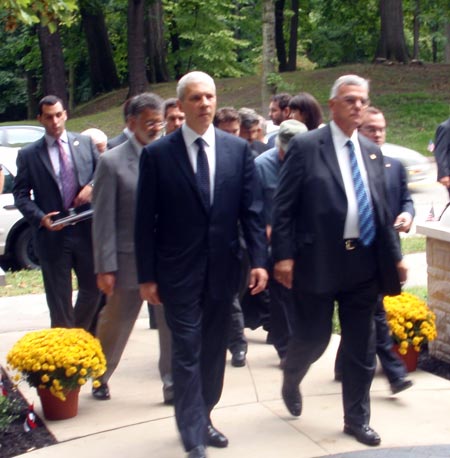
[1,166,14,194]
[0,127,44,147]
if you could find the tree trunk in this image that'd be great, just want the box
[127,0,148,98]
[275,0,287,72]
[37,25,69,110]
[262,0,276,113]
[445,22,450,64]
[286,0,299,71]
[80,4,121,94]
[376,0,409,63]
[146,0,169,83]
[412,0,420,60]
[26,72,39,118]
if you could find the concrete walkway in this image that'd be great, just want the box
[1,252,449,458]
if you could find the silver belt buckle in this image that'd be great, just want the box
[345,239,356,251]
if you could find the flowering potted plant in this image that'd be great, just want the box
[383,292,437,362]
[7,328,106,420]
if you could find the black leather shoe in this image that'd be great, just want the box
[187,445,206,458]
[206,424,228,448]
[281,375,302,417]
[390,377,413,394]
[231,350,246,367]
[344,423,381,446]
[92,383,110,400]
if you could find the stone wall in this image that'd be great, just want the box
[422,229,450,363]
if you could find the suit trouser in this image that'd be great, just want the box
[285,244,378,426]
[334,295,407,384]
[163,295,231,451]
[96,289,172,384]
[39,225,99,330]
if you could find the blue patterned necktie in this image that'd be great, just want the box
[347,140,375,246]
[195,137,210,209]
[57,139,78,210]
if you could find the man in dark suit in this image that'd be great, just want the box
[335,107,414,394]
[433,117,450,197]
[271,75,407,447]
[13,95,100,329]
[107,98,132,149]
[135,71,268,458]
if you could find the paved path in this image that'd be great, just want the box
[1,252,450,458]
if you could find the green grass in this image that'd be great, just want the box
[4,63,448,154]
[2,269,76,297]
[401,235,426,254]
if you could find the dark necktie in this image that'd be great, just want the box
[195,137,210,209]
[347,140,375,246]
[57,139,77,210]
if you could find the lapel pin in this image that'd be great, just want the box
[74,140,80,146]
[385,163,391,168]
[370,154,377,160]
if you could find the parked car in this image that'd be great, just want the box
[0,126,44,269]
[382,143,431,183]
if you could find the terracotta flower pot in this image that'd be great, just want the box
[392,344,419,372]
[37,387,80,420]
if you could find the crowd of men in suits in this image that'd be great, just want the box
[12,71,450,458]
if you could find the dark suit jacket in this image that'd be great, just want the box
[271,124,402,296]
[434,118,450,180]
[383,155,415,223]
[13,132,98,262]
[135,127,267,305]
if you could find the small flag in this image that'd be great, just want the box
[426,204,435,222]
[427,140,435,153]
[23,404,37,432]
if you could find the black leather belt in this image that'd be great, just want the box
[344,239,360,251]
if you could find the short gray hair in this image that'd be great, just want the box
[176,71,216,100]
[128,92,163,117]
[329,75,369,100]
[276,119,308,151]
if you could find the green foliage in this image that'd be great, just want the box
[401,235,426,254]
[0,71,27,120]
[0,395,21,432]
[265,72,295,94]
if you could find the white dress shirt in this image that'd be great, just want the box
[330,121,373,240]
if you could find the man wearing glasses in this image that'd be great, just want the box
[272,75,407,447]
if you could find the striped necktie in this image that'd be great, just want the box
[347,140,375,246]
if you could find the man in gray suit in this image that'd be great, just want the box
[91,92,172,401]
[13,95,99,329]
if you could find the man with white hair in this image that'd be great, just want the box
[135,71,268,458]
[271,75,407,447]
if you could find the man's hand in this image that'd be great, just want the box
[40,211,64,231]
[397,259,408,286]
[274,259,294,289]
[439,176,450,188]
[97,273,116,296]
[73,184,93,207]
[394,212,413,233]
[140,282,162,305]
[248,268,268,295]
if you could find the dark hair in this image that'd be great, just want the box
[213,107,240,126]
[288,92,323,130]
[128,93,163,117]
[164,98,178,118]
[238,107,259,130]
[38,95,64,115]
[270,93,291,110]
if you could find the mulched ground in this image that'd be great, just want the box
[0,368,56,458]
[0,346,449,458]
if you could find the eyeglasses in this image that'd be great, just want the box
[336,96,370,107]
[145,121,165,129]
[360,126,386,134]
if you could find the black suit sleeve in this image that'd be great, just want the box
[134,146,158,284]
[434,119,450,180]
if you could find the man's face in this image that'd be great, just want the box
[165,106,185,134]
[131,108,164,145]
[359,112,386,146]
[38,102,67,139]
[216,120,240,137]
[239,124,259,143]
[328,84,369,136]
[178,81,216,135]
[269,101,289,126]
